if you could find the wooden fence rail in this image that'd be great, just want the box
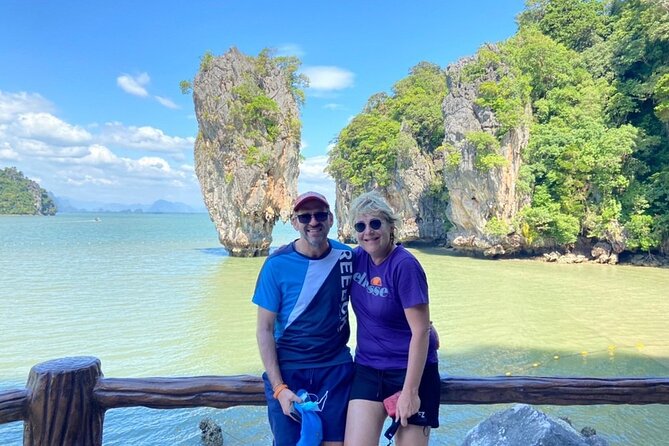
[1,356,669,445]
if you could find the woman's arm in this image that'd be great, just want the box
[396,303,430,426]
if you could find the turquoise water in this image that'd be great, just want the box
[1,213,669,445]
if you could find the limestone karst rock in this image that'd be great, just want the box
[0,167,57,215]
[461,404,609,446]
[441,51,531,256]
[330,63,450,244]
[333,125,449,244]
[192,48,302,256]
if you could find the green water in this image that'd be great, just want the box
[1,214,668,445]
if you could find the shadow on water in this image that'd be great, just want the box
[198,247,229,257]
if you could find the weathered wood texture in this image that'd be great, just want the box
[23,357,104,446]
[0,389,27,423]
[94,375,266,409]
[92,375,669,410]
[441,376,669,405]
[3,355,669,446]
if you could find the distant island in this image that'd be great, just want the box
[53,196,206,214]
[0,166,204,215]
[0,167,56,215]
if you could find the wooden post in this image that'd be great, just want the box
[23,357,103,446]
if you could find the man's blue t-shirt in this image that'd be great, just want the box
[252,239,353,369]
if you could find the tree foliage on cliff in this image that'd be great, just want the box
[467,0,668,250]
[327,62,446,191]
[0,167,56,215]
[232,49,307,147]
[326,0,667,252]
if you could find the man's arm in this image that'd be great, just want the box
[256,307,301,416]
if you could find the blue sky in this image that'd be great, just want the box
[0,0,526,208]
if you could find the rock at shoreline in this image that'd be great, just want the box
[442,49,531,257]
[0,167,57,215]
[461,404,609,446]
[193,48,301,257]
[199,417,223,446]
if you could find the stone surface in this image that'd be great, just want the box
[334,125,449,244]
[199,417,224,446]
[193,48,300,256]
[461,404,609,446]
[441,50,531,256]
[0,167,56,215]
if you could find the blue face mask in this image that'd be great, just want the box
[292,390,328,446]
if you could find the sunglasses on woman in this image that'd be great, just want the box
[296,211,329,224]
[354,219,383,233]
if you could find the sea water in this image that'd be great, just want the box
[1,213,669,445]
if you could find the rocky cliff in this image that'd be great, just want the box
[192,48,302,256]
[333,53,530,255]
[334,125,449,244]
[330,63,450,244]
[441,53,531,256]
[0,167,56,215]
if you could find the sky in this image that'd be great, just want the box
[0,0,526,209]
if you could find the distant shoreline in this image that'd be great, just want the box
[405,242,669,269]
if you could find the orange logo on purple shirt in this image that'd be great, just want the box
[353,272,389,297]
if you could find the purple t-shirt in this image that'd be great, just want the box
[351,244,438,369]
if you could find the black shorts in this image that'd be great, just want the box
[349,362,440,428]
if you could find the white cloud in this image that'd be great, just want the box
[13,112,92,145]
[298,155,336,207]
[301,66,354,91]
[117,73,150,97]
[135,156,172,172]
[155,96,179,109]
[299,155,330,179]
[66,175,115,186]
[0,143,20,161]
[99,122,194,153]
[12,138,55,156]
[323,103,342,110]
[0,91,54,121]
[78,145,120,165]
[275,44,305,58]
[0,89,202,206]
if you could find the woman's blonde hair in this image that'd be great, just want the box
[348,190,399,227]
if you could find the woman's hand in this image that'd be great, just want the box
[396,390,421,426]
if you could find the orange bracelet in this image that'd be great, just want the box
[273,383,289,399]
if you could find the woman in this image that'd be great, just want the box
[344,191,440,446]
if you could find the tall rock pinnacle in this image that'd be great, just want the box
[192,48,303,256]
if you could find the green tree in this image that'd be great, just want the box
[328,62,446,191]
[388,62,447,151]
[519,0,609,51]
[327,112,401,190]
[0,167,56,215]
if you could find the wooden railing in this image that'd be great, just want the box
[2,356,669,445]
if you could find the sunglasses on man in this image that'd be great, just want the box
[354,219,383,233]
[295,211,329,224]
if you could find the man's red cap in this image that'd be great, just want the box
[293,191,330,211]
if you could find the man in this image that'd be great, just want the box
[253,191,354,446]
